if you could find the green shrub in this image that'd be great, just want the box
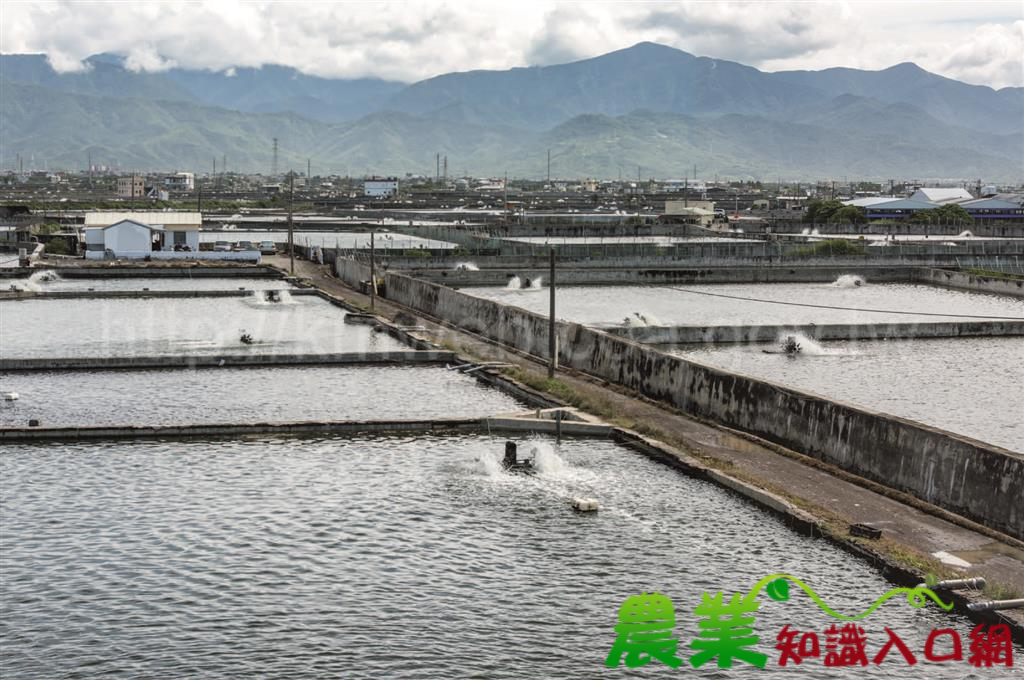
[791,239,866,258]
[43,238,71,255]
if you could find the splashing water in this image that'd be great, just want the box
[10,269,60,292]
[474,451,505,478]
[622,311,662,327]
[525,440,567,475]
[801,228,811,235]
[810,228,821,236]
[774,331,858,357]
[958,230,973,238]
[454,262,480,271]
[473,440,569,478]
[505,275,544,291]
[777,331,827,356]
[830,274,866,288]
[30,270,60,285]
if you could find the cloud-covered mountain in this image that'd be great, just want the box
[1,43,1021,179]
[382,42,823,129]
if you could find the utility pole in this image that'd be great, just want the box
[87,151,92,189]
[369,229,376,312]
[548,247,556,378]
[547,148,551,184]
[307,158,311,181]
[272,138,279,177]
[636,165,642,221]
[503,171,508,225]
[287,172,294,274]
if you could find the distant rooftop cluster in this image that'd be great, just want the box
[844,186,1024,220]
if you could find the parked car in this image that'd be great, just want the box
[213,240,232,252]
[259,240,277,255]
[234,240,255,251]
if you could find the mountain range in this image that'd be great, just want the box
[1,42,1021,180]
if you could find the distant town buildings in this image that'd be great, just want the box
[364,177,399,198]
[117,175,145,198]
[664,199,716,226]
[164,172,195,191]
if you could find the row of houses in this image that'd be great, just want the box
[845,188,1024,221]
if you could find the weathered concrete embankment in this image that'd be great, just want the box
[0,265,283,279]
[609,320,1024,344]
[393,264,919,287]
[0,413,611,442]
[380,268,1024,540]
[921,268,1024,299]
[0,351,456,372]
[0,289,315,300]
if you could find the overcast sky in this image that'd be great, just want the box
[3,1,1022,88]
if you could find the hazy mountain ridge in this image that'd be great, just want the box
[1,43,1022,178]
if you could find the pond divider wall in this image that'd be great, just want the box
[383,270,1024,540]
[920,268,1024,298]
[609,320,1024,344]
[0,351,456,372]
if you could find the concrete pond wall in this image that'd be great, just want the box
[383,270,1024,539]
[411,264,921,287]
[920,268,1024,299]
[611,320,1024,344]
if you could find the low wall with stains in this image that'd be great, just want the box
[609,320,1024,344]
[384,271,1024,539]
[334,257,372,287]
[414,264,919,287]
[919,268,1024,298]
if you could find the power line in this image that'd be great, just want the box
[660,286,1024,320]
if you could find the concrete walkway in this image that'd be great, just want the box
[270,254,1024,628]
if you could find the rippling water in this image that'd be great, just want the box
[2,434,1015,678]
[461,282,1024,326]
[7,276,294,292]
[670,336,1024,452]
[0,366,528,427]
[0,296,408,358]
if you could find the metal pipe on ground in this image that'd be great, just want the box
[967,599,1024,612]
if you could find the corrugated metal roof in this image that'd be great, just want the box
[861,198,938,211]
[84,212,201,228]
[959,197,1023,209]
[845,197,898,207]
[910,188,973,204]
[85,219,163,232]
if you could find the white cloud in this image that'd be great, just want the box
[1,1,1021,87]
[936,20,1024,89]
